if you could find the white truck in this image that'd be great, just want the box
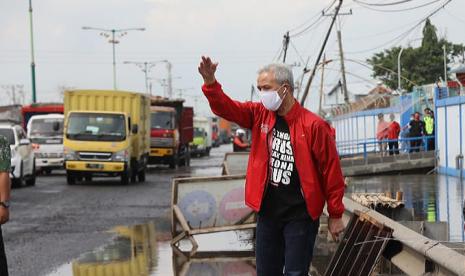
[27,114,64,174]
[193,117,213,156]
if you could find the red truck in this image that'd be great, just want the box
[149,97,193,168]
[21,103,64,130]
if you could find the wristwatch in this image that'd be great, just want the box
[0,201,10,209]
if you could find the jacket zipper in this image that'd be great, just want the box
[260,118,275,210]
[288,120,306,200]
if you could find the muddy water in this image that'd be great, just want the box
[347,174,465,242]
[47,222,256,276]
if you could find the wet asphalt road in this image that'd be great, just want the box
[2,145,230,276]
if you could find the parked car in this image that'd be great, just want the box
[0,121,35,187]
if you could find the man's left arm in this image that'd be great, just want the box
[311,121,345,237]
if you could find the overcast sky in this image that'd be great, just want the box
[1,0,464,115]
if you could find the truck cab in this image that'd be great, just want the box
[27,114,64,174]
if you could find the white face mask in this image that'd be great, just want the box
[259,87,287,111]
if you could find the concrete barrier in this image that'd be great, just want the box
[221,152,249,175]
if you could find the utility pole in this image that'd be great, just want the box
[324,8,352,104]
[318,54,326,115]
[282,31,290,63]
[28,0,37,103]
[166,61,173,98]
[124,61,161,94]
[300,0,344,106]
[82,26,145,90]
[443,44,448,88]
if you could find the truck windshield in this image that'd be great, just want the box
[66,113,126,142]
[29,118,63,144]
[151,112,174,129]
[0,129,15,145]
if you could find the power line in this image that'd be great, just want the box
[354,0,415,6]
[287,0,337,37]
[345,0,452,55]
[355,0,443,13]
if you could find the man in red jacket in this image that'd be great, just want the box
[198,56,345,276]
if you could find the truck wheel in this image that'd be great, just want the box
[12,163,23,188]
[169,160,176,169]
[121,171,130,185]
[138,169,146,182]
[44,168,52,175]
[67,173,76,185]
[26,162,36,186]
[186,152,191,166]
[85,176,92,182]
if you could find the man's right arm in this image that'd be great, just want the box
[202,82,255,129]
[198,56,255,129]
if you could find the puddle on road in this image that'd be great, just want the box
[47,221,257,276]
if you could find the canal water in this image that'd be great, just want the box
[47,145,465,275]
[347,174,465,242]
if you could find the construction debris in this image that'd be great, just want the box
[351,192,404,209]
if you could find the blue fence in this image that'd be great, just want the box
[337,136,435,160]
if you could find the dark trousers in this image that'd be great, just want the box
[410,138,421,153]
[388,141,399,155]
[255,215,319,276]
[0,227,8,276]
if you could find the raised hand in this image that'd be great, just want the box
[198,56,218,85]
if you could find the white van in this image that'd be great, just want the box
[27,114,64,174]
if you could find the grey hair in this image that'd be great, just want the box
[258,63,294,90]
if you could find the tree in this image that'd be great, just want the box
[367,19,465,91]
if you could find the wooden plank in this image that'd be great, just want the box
[189,223,256,235]
[173,205,191,232]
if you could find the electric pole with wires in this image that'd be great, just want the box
[282,31,290,63]
[300,0,344,106]
[323,8,352,104]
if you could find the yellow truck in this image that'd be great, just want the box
[63,90,150,185]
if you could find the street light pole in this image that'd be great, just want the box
[397,47,405,93]
[82,26,145,90]
[111,30,117,90]
[28,0,37,103]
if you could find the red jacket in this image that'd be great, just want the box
[388,121,401,140]
[202,82,345,219]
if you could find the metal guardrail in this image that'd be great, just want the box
[327,197,465,276]
[336,136,435,159]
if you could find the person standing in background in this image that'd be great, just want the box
[409,112,425,152]
[423,108,435,151]
[0,135,11,276]
[376,113,389,156]
[387,113,401,155]
[233,128,250,152]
